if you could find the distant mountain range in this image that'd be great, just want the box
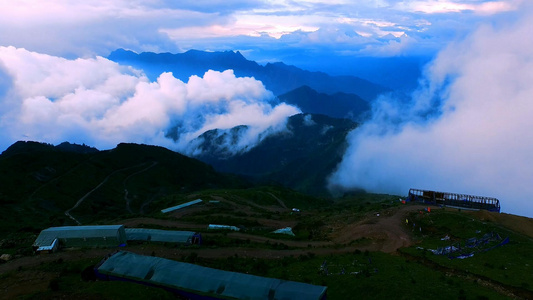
[108,49,388,102]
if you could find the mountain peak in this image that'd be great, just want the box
[55,142,99,154]
[1,141,55,157]
[108,48,138,60]
[180,49,248,62]
[278,85,369,120]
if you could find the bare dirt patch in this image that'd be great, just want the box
[0,270,56,299]
[328,204,426,253]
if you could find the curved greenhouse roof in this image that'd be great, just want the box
[125,228,201,244]
[33,225,126,250]
[95,251,327,300]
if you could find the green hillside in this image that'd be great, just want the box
[1,141,532,299]
[0,141,247,236]
[194,113,357,195]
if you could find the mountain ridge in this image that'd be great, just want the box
[0,141,248,233]
[108,48,388,101]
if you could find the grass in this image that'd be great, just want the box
[177,251,509,300]
[3,198,532,299]
[1,144,531,299]
[400,208,533,295]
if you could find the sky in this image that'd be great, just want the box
[1,0,532,216]
[0,0,522,60]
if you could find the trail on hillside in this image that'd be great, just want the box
[123,161,158,214]
[268,192,288,209]
[123,203,424,253]
[65,162,155,225]
[28,161,88,202]
[0,204,425,277]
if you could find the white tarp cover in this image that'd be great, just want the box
[36,238,58,252]
[97,251,327,300]
[272,227,295,236]
[207,224,240,231]
[161,199,203,213]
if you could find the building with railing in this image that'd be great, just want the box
[408,189,500,212]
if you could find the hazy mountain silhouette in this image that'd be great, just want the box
[277,85,370,121]
[108,49,387,101]
[192,113,357,195]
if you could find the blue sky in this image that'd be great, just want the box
[1,0,533,217]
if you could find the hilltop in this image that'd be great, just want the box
[0,141,247,235]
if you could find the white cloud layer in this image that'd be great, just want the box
[329,6,533,217]
[0,0,522,59]
[0,46,300,154]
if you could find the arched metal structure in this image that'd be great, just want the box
[408,188,500,212]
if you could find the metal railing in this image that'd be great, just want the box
[408,188,500,212]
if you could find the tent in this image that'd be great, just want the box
[33,225,127,252]
[95,251,327,300]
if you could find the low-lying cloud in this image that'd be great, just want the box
[329,7,533,217]
[0,46,300,154]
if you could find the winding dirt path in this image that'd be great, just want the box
[120,203,424,253]
[124,161,158,214]
[0,203,433,286]
[268,192,288,209]
[65,163,154,224]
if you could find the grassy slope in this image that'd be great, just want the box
[0,142,247,237]
[1,142,532,299]
[400,208,533,297]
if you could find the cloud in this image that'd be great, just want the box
[328,5,533,217]
[0,46,300,154]
[358,34,417,56]
[394,0,521,15]
[0,1,226,57]
[0,0,521,62]
[162,13,321,40]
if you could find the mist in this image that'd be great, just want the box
[0,46,300,154]
[329,8,533,217]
